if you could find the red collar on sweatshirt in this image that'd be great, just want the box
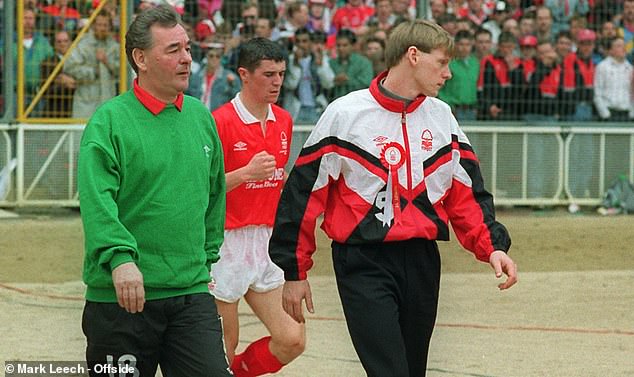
[133,79,184,115]
[369,71,426,113]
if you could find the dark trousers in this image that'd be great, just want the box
[82,293,232,377]
[332,239,441,377]
[604,109,631,122]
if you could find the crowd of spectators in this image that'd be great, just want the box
[1,0,634,123]
[435,0,634,122]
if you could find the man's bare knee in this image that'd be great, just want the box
[273,326,305,358]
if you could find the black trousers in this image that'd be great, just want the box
[605,109,631,122]
[332,239,441,377]
[82,293,232,377]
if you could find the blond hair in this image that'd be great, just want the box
[384,20,454,69]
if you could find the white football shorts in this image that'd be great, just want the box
[209,225,284,303]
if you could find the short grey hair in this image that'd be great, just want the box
[125,5,182,73]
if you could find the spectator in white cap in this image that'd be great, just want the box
[482,0,509,44]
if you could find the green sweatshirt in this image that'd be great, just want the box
[78,90,226,302]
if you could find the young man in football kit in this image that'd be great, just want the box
[269,20,518,377]
[210,37,305,377]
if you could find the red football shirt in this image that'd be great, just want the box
[212,94,293,229]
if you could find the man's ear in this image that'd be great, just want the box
[132,48,147,72]
[237,67,249,83]
[406,46,419,66]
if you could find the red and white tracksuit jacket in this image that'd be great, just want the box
[270,72,511,281]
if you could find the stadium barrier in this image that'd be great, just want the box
[0,124,14,205]
[1,123,633,208]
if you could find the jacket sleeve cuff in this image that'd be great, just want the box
[109,251,135,271]
[284,270,307,281]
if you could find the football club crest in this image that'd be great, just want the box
[421,129,433,151]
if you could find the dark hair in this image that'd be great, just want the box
[95,9,113,31]
[436,13,457,26]
[606,36,624,50]
[295,27,311,39]
[498,31,517,45]
[455,29,474,42]
[365,36,385,50]
[287,1,306,18]
[556,30,573,41]
[50,29,71,45]
[474,27,492,39]
[336,28,357,44]
[536,38,552,47]
[237,37,285,72]
[125,5,182,73]
[312,30,327,43]
[258,17,275,29]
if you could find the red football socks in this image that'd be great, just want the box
[231,336,284,377]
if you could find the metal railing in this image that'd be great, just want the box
[1,122,633,207]
[0,125,14,205]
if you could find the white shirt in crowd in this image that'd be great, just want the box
[593,56,634,119]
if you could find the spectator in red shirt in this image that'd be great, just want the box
[474,27,494,60]
[457,0,491,27]
[505,0,524,20]
[519,34,538,82]
[555,30,574,61]
[40,0,80,37]
[560,28,596,121]
[332,0,374,34]
[477,31,524,119]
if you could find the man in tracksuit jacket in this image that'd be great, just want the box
[269,20,518,377]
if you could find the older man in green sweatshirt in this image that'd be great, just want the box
[78,5,231,377]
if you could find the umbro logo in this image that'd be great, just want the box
[373,135,389,148]
[233,141,247,151]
